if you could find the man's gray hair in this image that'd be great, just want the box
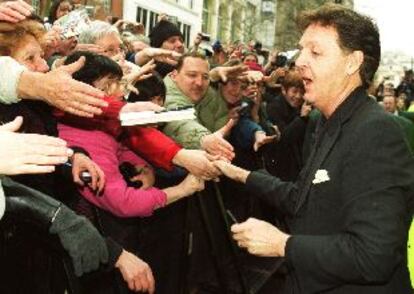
[78,20,119,44]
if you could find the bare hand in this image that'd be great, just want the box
[178,174,205,196]
[231,218,290,257]
[124,59,156,94]
[115,250,155,293]
[135,48,181,66]
[172,149,222,180]
[201,119,236,161]
[263,68,287,88]
[74,43,105,55]
[210,64,248,83]
[300,102,312,117]
[23,56,107,117]
[0,0,32,23]
[253,131,277,152]
[213,160,249,183]
[41,27,62,58]
[0,117,72,175]
[71,153,105,193]
[241,71,264,84]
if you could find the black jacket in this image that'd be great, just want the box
[247,87,414,293]
[265,95,307,181]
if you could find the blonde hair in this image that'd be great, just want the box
[0,19,45,56]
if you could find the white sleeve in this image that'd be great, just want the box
[0,56,26,104]
[0,178,5,220]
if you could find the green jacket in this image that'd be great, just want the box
[163,75,228,149]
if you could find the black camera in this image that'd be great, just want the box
[119,162,142,188]
[272,53,288,68]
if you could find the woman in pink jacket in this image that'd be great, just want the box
[58,51,204,218]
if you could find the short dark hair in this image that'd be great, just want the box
[297,4,380,89]
[176,51,208,72]
[282,70,304,91]
[64,51,123,85]
[128,73,166,103]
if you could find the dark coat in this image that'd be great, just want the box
[265,95,307,181]
[246,87,414,293]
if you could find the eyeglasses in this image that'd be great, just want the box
[99,78,128,96]
[103,45,126,57]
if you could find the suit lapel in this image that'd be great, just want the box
[295,122,341,214]
[294,87,368,214]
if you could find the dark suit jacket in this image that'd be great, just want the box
[246,87,414,293]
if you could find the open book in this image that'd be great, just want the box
[120,107,196,126]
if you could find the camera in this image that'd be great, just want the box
[119,162,142,188]
[80,171,92,184]
[199,33,211,42]
[272,53,288,68]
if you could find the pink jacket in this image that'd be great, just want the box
[58,123,167,218]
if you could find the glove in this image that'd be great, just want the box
[49,205,109,276]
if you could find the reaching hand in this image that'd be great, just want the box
[116,250,155,293]
[213,160,250,183]
[201,119,236,161]
[231,218,290,257]
[210,64,248,83]
[172,149,222,180]
[0,0,32,23]
[124,59,156,94]
[178,174,205,196]
[253,131,278,152]
[136,48,181,66]
[0,117,72,175]
[74,43,105,55]
[25,56,107,117]
[241,71,264,84]
[263,68,287,88]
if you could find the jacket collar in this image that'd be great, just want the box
[295,86,368,214]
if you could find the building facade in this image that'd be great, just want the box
[274,0,354,51]
[122,0,203,48]
[202,0,276,47]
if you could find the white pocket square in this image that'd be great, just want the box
[312,169,330,184]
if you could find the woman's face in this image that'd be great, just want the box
[96,33,123,58]
[93,75,125,99]
[56,1,72,20]
[220,79,243,105]
[12,35,49,73]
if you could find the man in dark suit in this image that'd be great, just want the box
[213,4,414,294]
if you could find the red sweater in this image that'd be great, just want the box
[55,96,182,171]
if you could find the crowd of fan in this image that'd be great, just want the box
[0,0,412,293]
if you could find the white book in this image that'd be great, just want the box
[120,108,196,126]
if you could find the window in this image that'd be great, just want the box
[182,24,191,48]
[136,7,148,30]
[202,0,209,33]
[149,11,159,32]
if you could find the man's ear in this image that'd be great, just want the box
[346,50,364,76]
[170,69,178,81]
